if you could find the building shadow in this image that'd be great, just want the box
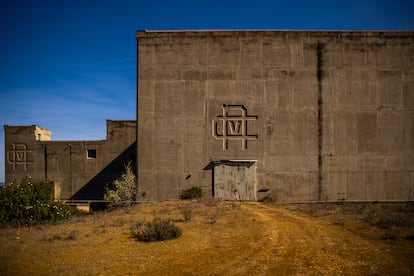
[70,141,137,209]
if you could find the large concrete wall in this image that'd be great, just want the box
[4,120,136,200]
[137,30,414,202]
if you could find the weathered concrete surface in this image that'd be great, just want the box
[137,30,414,202]
[4,120,136,200]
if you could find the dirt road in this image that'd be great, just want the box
[241,202,414,275]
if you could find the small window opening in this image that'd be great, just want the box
[37,133,41,141]
[87,149,97,159]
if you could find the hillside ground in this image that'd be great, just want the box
[0,200,413,275]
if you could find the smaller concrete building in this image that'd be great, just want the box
[4,120,136,201]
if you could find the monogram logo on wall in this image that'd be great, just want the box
[212,104,258,150]
[7,143,33,171]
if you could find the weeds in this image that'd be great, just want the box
[64,230,79,240]
[201,198,220,206]
[205,213,218,224]
[110,217,127,227]
[179,205,193,221]
[290,202,414,240]
[180,187,203,200]
[381,227,400,240]
[42,230,79,242]
[41,233,62,242]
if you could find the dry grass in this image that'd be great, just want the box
[0,200,413,275]
[286,202,414,240]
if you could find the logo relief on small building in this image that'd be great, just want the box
[212,104,258,150]
[7,143,33,171]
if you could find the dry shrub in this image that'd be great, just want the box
[42,229,79,242]
[258,194,275,203]
[64,230,79,241]
[180,187,203,200]
[231,202,241,208]
[109,216,128,227]
[179,205,193,221]
[205,213,218,224]
[201,198,220,206]
[104,162,136,209]
[131,218,182,242]
[361,204,410,229]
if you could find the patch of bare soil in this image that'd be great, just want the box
[0,200,413,275]
[244,202,414,275]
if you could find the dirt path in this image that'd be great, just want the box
[1,201,413,275]
[241,202,413,275]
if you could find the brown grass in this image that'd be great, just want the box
[0,200,413,275]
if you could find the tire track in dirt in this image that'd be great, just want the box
[241,202,412,275]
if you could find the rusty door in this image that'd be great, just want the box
[214,161,257,201]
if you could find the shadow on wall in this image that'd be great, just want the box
[71,142,137,201]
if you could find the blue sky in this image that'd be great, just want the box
[0,0,413,183]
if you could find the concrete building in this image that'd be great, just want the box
[5,30,414,202]
[137,30,414,202]
[4,121,136,201]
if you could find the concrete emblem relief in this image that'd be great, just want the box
[7,143,33,171]
[211,104,258,150]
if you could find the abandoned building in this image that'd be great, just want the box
[136,30,414,202]
[4,30,414,203]
[4,121,136,201]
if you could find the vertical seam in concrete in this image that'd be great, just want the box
[317,41,324,201]
[260,32,263,88]
[69,144,72,197]
[206,33,210,160]
[136,35,139,194]
[44,144,47,179]
[260,32,264,164]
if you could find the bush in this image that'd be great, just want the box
[258,194,274,203]
[104,162,137,209]
[131,218,182,242]
[0,178,74,226]
[180,187,203,200]
[179,204,193,221]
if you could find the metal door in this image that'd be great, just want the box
[213,161,256,201]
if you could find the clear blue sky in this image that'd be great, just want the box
[1,0,413,183]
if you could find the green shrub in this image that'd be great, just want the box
[180,187,203,200]
[0,178,74,226]
[131,218,182,242]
